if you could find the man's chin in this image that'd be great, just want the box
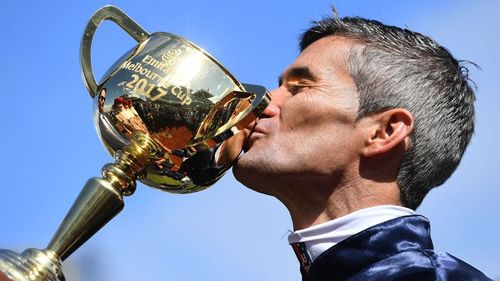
[231,152,253,184]
[231,152,246,176]
[232,159,275,197]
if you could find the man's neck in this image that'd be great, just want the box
[279,179,403,231]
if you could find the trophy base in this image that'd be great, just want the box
[0,248,64,281]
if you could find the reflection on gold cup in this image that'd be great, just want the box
[0,5,270,281]
[88,9,270,193]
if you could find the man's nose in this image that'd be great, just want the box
[260,87,284,118]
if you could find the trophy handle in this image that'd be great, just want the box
[191,83,270,146]
[80,5,150,98]
[194,84,270,174]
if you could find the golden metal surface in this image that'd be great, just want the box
[86,6,271,193]
[81,5,149,97]
[0,249,64,281]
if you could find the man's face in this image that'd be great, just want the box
[234,36,367,195]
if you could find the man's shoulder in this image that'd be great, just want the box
[306,215,491,281]
[348,248,492,281]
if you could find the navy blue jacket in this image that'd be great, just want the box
[300,215,491,281]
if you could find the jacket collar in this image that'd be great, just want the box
[306,215,433,281]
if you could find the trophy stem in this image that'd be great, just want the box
[0,134,162,281]
[47,132,161,261]
[46,177,124,261]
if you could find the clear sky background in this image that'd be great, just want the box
[0,1,498,280]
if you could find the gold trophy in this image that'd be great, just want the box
[0,6,270,281]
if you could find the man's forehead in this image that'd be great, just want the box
[301,36,354,64]
[280,36,355,83]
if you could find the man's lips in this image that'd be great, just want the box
[251,124,267,135]
[244,125,267,151]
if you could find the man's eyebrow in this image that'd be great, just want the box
[278,66,315,86]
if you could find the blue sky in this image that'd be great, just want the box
[0,1,498,280]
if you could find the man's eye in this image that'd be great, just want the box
[286,81,308,93]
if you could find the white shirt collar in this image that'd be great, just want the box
[288,205,416,262]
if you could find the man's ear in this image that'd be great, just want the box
[362,108,414,157]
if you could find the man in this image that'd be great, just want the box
[232,14,491,281]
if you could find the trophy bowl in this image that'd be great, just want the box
[89,11,269,194]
